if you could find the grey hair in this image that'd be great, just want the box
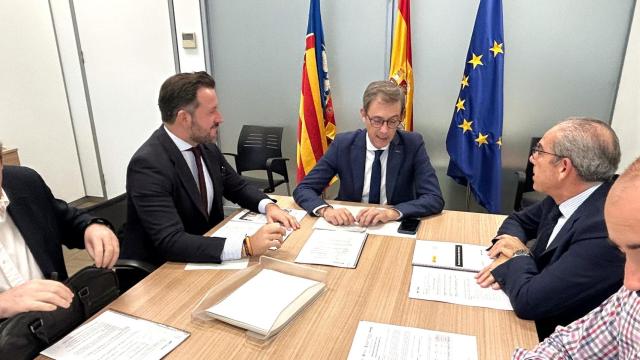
[362,80,405,114]
[552,117,620,182]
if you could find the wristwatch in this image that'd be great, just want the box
[513,248,531,257]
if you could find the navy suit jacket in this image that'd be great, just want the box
[2,166,94,281]
[122,126,269,265]
[293,129,444,218]
[492,180,624,340]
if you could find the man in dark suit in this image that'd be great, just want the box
[476,117,625,340]
[293,80,444,226]
[123,72,299,266]
[0,144,119,319]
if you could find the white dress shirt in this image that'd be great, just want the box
[0,189,44,292]
[361,134,389,204]
[164,127,272,260]
[546,183,602,248]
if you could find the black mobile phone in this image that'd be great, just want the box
[398,218,420,234]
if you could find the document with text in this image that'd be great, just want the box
[413,240,492,272]
[295,229,368,268]
[207,269,321,335]
[40,310,189,360]
[347,320,478,360]
[409,266,513,310]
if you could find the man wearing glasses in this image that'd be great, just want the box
[293,80,444,226]
[476,117,624,340]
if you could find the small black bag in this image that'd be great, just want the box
[0,266,119,360]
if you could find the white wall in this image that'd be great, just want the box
[612,2,640,171]
[0,1,84,202]
[72,0,177,198]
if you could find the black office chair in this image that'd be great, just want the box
[223,125,291,195]
[84,194,156,293]
[513,137,546,211]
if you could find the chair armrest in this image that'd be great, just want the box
[266,157,290,185]
[513,170,527,211]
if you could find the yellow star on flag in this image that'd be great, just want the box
[460,75,469,89]
[490,41,504,57]
[468,53,484,69]
[496,136,503,148]
[455,98,466,112]
[475,132,489,146]
[458,119,473,133]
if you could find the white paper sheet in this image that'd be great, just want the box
[184,258,249,270]
[210,217,295,251]
[367,221,416,238]
[413,240,492,272]
[347,320,478,360]
[409,266,513,310]
[40,310,189,360]
[231,208,307,224]
[207,269,319,334]
[313,205,416,238]
[295,229,368,268]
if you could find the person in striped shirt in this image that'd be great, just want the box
[513,156,640,359]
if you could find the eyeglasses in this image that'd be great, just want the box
[530,143,564,159]
[367,115,403,129]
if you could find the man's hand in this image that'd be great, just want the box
[265,203,300,230]
[0,279,74,319]
[250,223,287,255]
[84,224,120,268]
[319,207,356,226]
[487,234,528,259]
[356,208,400,226]
[475,255,509,289]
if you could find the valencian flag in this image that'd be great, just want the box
[388,0,414,131]
[446,0,504,213]
[297,0,337,182]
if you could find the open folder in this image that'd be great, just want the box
[191,257,326,340]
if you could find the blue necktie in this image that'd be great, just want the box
[368,150,384,204]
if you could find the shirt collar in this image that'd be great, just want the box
[164,125,194,152]
[558,183,602,218]
[0,188,10,221]
[365,133,390,152]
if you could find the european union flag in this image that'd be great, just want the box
[446,0,504,213]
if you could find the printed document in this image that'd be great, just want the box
[231,208,307,224]
[413,240,492,272]
[295,229,368,268]
[409,266,513,310]
[347,320,477,360]
[40,310,189,360]
[207,269,319,334]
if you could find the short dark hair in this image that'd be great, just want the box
[158,71,216,124]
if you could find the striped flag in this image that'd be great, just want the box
[389,0,414,131]
[297,0,337,182]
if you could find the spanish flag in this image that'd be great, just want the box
[388,0,414,131]
[296,0,337,182]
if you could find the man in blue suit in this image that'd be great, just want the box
[476,117,625,340]
[293,80,444,226]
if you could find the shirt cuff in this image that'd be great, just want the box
[258,198,275,214]
[391,208,403,220]
[220,233,245,261]
[312,204,331,216]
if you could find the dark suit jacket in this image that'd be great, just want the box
[293,129,444,218]
[492,180,624,340]
[2,166,94,281]
[122,126,269,265]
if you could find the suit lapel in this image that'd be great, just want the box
[351,131,367,200]
[156,127,208,218]
[386,134,402,202]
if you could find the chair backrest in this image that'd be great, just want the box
[523,137,541,193]
[235,125,287,177]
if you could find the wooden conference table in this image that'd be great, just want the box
[88,196,538,359]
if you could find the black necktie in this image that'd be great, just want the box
[368,150,384,204]
[532,204,562,257]
[189,146,208,214]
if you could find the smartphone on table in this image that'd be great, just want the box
[398,218,420,235]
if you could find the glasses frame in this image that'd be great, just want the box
[530,143,564,159]
[366,114,404,129]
